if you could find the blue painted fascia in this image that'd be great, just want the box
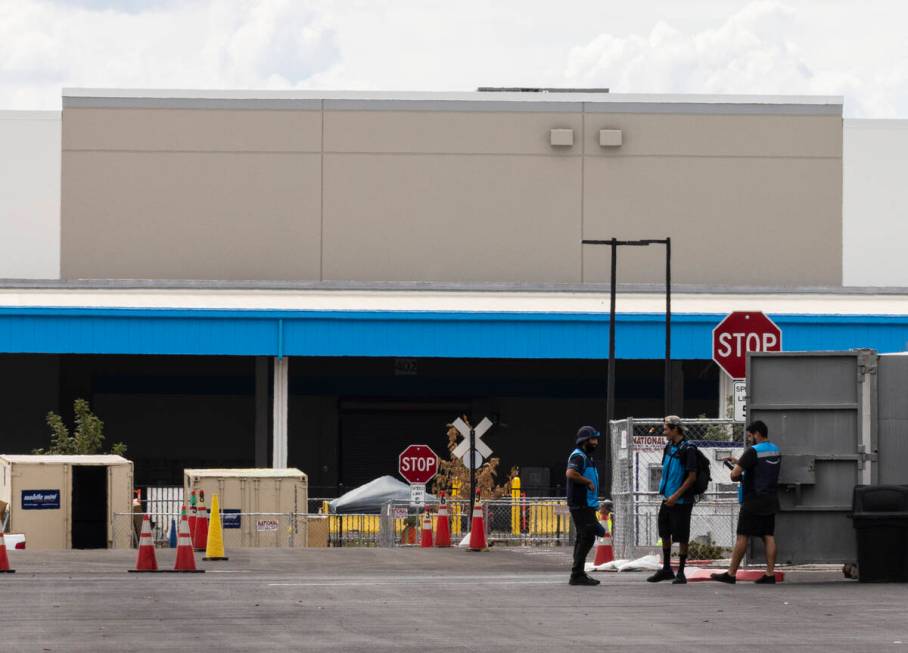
[0,306,907,359]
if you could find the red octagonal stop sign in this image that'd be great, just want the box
[398,444,439,484]
[712,311,782,380]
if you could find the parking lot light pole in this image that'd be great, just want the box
[581,237,672,449]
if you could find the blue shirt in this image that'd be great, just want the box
[566,448,599,509]
[659,442,698,504]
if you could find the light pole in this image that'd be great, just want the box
[582,237,672,490]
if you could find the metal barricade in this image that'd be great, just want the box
[609,417,745,560]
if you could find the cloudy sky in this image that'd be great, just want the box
[1,0,906,117]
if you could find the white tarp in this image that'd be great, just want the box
[329,475,436,514]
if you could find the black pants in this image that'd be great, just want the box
[570,507,604,576]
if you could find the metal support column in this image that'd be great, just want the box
[272,356,289,469]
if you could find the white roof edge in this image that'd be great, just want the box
[0,454,129,463]
[845,118,908,129]
[2,287,908,316]
[62,88,844,106]
[184,468,306,478]
[0,110,61,120]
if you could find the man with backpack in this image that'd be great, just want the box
[565,425,606,586]
[647,415,705,585]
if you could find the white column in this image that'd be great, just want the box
[272,356,289,469]
[718,373,732,419]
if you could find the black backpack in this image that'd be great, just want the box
[664,440,712,501]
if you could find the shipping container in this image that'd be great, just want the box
[183,468,308,548]
[0,454,133,550]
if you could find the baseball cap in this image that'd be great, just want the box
[575,425,601,444]
[664,415,685,432]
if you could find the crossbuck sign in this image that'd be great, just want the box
[451,417,493,469]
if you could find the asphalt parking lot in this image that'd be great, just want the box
[3,547,907,652]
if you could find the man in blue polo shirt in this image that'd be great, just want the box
[712,420,782,584]
[566,425,606,586]
[648,415,698,585]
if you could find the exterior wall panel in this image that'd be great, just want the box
[582,156,842,285]
[58,92,843,286]
[62,151,322,280]
[322,153,582,282]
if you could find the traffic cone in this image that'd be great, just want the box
[420,508,434,548]
[203,494,229,561]
[168,518,178,548]
[0,532,14,573]
[127,514,158,573]
[194,491,209,552]
[188,490,198,541]
[468,490,488,552]
[171,508,204,573]
[434,491,452,548]
[593,511,614,566]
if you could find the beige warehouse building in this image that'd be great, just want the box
[5,88,905,502]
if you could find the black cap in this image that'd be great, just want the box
[576,425,601,445]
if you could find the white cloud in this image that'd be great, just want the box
[0,0,906,117]
[0,0,341,108]
[563,1,907,117]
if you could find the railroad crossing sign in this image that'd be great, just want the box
[398,444,439,485]
[712,311,782,380]
[451,417,493,469]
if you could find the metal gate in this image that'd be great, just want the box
[747,349,877,564]
[609,418,744,560]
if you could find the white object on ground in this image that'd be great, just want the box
[3,533,26,549]
[616,554,661,572]
[457,532,471,548]
[586,559,629,573]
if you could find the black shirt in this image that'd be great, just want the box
[739,442,782,515]
[566,449,597,509]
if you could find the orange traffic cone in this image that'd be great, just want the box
[420,508,434,548]
[0,532,14,573]
[194,491,209,552]
[468,490,488,552]
[593,511,614,566]
[171,508,204,573]
[435,492,452,548]
[127,514,158,573]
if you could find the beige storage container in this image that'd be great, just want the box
[0,454,133,550]
[183,468,308,548]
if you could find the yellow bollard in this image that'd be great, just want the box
[452,478,462,536]
[511,475,521,536]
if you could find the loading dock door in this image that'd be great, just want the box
[339,401,468,492]
[72,465,109,549]
[747,350,875,564]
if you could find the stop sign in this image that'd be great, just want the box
[712,311,782,380]
[398,444,439,484]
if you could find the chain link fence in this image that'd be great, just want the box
[113,512,309,549]
[609,418,745,560]
[114,496,576,549]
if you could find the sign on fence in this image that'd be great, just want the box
[21,489,60,510]
[256,518,280,532]
[222,509,241,529]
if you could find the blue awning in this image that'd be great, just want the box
[1,306,906,359]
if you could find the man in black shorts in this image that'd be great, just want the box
[711,420,782,584]
[647,416,698,585]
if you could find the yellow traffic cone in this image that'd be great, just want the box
[203,494,229,561]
